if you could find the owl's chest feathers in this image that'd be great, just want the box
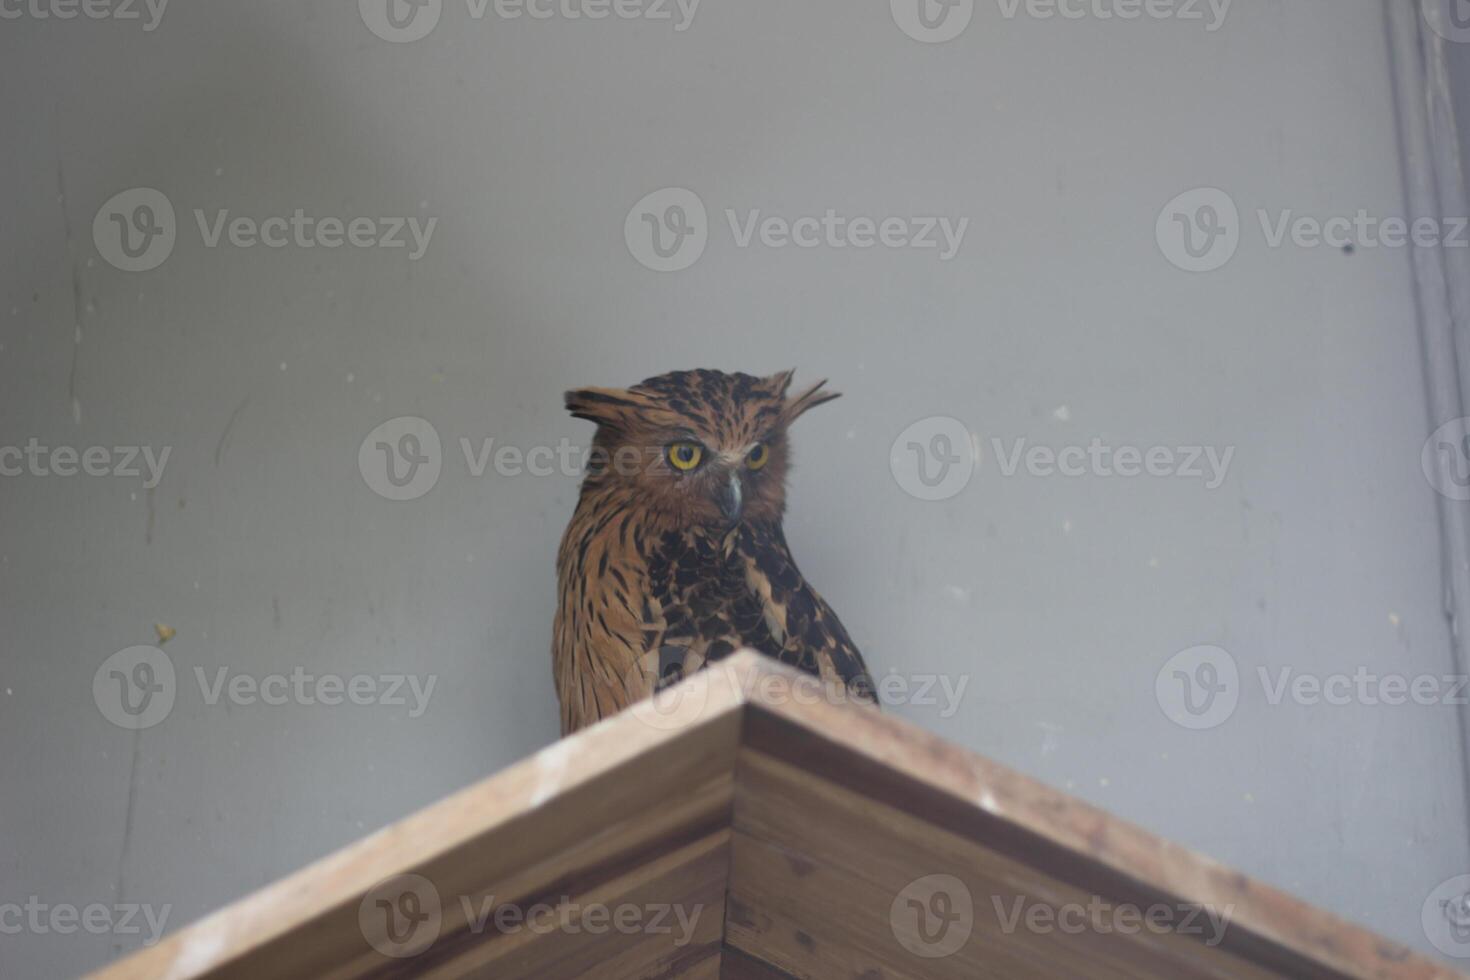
[559,495,778,661]
[563,495,739,597]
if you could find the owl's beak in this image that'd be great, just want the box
[718,471,744,524]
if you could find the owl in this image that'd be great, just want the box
[552,368,878,735]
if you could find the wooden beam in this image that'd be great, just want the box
[719,945,797,980]
[733,657,1464,980]
[87,662,750,980]
[88,652,1467,980]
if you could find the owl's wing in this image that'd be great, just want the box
[732,523,878,705]
[559,520,875,734]
[554,508,680,734]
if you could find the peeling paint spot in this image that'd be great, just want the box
[1038,721,1062,758]
[529,739,574,808]
[166,928,227,979]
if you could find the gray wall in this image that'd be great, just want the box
[2,0,1467,975]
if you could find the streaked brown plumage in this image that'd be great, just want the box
[552,368,877,735]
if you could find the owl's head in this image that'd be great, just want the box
[565,368,840,528]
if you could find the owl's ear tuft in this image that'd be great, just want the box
[565,387,645,428]
[780,378,841,425]
[765,368,797,399]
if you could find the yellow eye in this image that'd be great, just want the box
[667,442,703,471]
[747,443,770,470]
